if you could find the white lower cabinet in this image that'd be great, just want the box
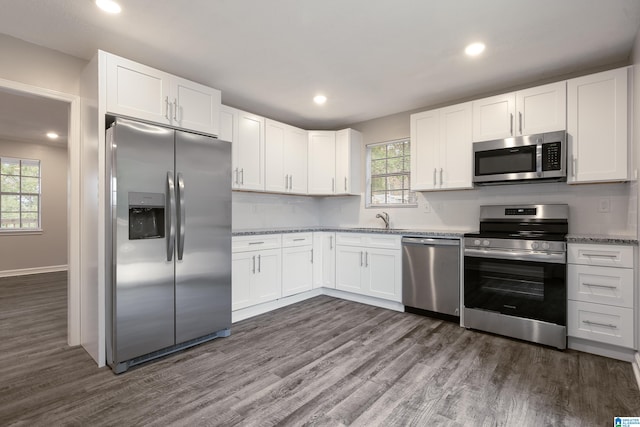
[335,233,402,302]
[282,233,314,297]
[567,243,635,350]
[313,232,336,289]
[232,249,281,311]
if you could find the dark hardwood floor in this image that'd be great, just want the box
[1,272,639,426]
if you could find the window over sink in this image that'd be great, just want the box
[365,139,416,208]
[0,157,41,231]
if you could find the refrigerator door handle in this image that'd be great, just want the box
[167,171,176,262]
[177,172,186,260]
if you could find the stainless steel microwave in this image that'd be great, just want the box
[473,130,566,185]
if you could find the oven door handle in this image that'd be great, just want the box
[464,248,566,264]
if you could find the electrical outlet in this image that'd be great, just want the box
[424,202,431,213]
[598,198,610,213]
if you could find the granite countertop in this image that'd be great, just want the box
[566,234,639,245]
[232,227,469,238]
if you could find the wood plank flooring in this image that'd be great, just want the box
[1,272,639,426]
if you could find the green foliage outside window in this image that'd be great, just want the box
[367,139,416,206]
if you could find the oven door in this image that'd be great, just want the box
[464,250,566,326]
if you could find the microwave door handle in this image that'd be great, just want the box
[536,144,543,177]
[510,113,514,136]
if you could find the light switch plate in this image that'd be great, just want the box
[598,198,610,213]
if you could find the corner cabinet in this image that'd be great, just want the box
[265,119,308,194]
[220,106,266,191]
[335,233,402,302]
[104,52,221,136]
[410,102,473,191]
[308,129,361,195]
[567,67,629,183]
[472,81,566,142]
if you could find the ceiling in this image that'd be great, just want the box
[0,88,68,147]
[0,0,639,130]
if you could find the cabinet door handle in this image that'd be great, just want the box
[310,248,314,263]
[252,255,256,274]
[173,99,178,121]
[240,168,244,185]
[583,283,618,290]
[582,320,617,329]
[518,112,523,134]
[572,156,577,178]
[289,175,293,190]
[285,174,289,189]
[510,113,514,136]
[258,254,261,273]
[330,236,333,250]
[234,168,239,185]
[365,251,369,267]
[164,96,170,120]
[344,177,347,191]
[360,251,363,267]
[439,168,443,186]
[332,178,335,193]
[433,168,436,186]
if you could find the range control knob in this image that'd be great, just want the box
[542,242,550,250]
[482,240,490,247]
[531,242,540,250]
[473,239,481,246]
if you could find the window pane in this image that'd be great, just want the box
[370,145,387,160]
[21,212,38,228]
[21,177,40,194]
[1,212,19,228]
[388,190,404,204]
[1,158,19,175]
[387,157,404,174]
[21,160,40,177]
[21,195,39,212]
[371,177,386,192]
[371,159,386,175]
[404,155,411,171]
[1,195,20,212]
[1,174,19,193]
[388,175,404,190]
[371,192,387,204]
[387,142,404,158]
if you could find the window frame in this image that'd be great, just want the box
[365,138,417,208]
[0,156,42,233]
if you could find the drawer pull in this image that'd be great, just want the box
[583,283,617,290]
[249,241,265,245]
[293,238,306,241]
[583,253,618,259]
[582,320,617,329]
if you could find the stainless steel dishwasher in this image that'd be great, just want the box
[402,237,460,321]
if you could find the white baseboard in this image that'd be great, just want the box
[0,265,68,278]
[322,288,404,312]
[232,288,324,323]
[633,352,640,391]
[567,337,636,362]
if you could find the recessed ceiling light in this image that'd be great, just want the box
[465,42,486,57]
[46,132,59,140]
[313,95,327,105]
[96,0,121,14]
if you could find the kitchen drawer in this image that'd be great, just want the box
[568,300,634,348]
[336,233,401,250]
[282,232,313,247]
[568,264,633,308]
[232,234,282,252]
[568,243,633,268]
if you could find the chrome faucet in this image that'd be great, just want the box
[376,211,390,229]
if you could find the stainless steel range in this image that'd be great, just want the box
[463,204,568,349]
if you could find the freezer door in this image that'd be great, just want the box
[175,131,232,343]
[111,118,176,363]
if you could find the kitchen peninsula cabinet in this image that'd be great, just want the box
[567,67,629,183]
[472,81,566,142]
[220,106,266,191]
[410,102,473,191]
[105,52,221,136]
[265,120,308,194]
[308,129,361,195]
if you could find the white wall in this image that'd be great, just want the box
[0,139,68,271]
[0,33,86,95]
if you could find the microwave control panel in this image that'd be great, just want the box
[542,142,562,171]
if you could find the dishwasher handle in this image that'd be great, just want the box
[402,237,459,246]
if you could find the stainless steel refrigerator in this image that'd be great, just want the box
[106,117,231,374]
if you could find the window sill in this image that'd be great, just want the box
[0,229,43,236]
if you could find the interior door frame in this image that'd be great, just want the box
[0,77,81,347]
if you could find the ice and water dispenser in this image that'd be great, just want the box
[128,192,165,240]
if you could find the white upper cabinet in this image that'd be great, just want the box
[410,102,472,191]
[567,67,629,183]
[308,129,362,195]
[308,131,337,194]
[104,52,221,136]
[335,129,362,195]
[472,81,566,142]
[265,119,308,194]
[221,105,265,191]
